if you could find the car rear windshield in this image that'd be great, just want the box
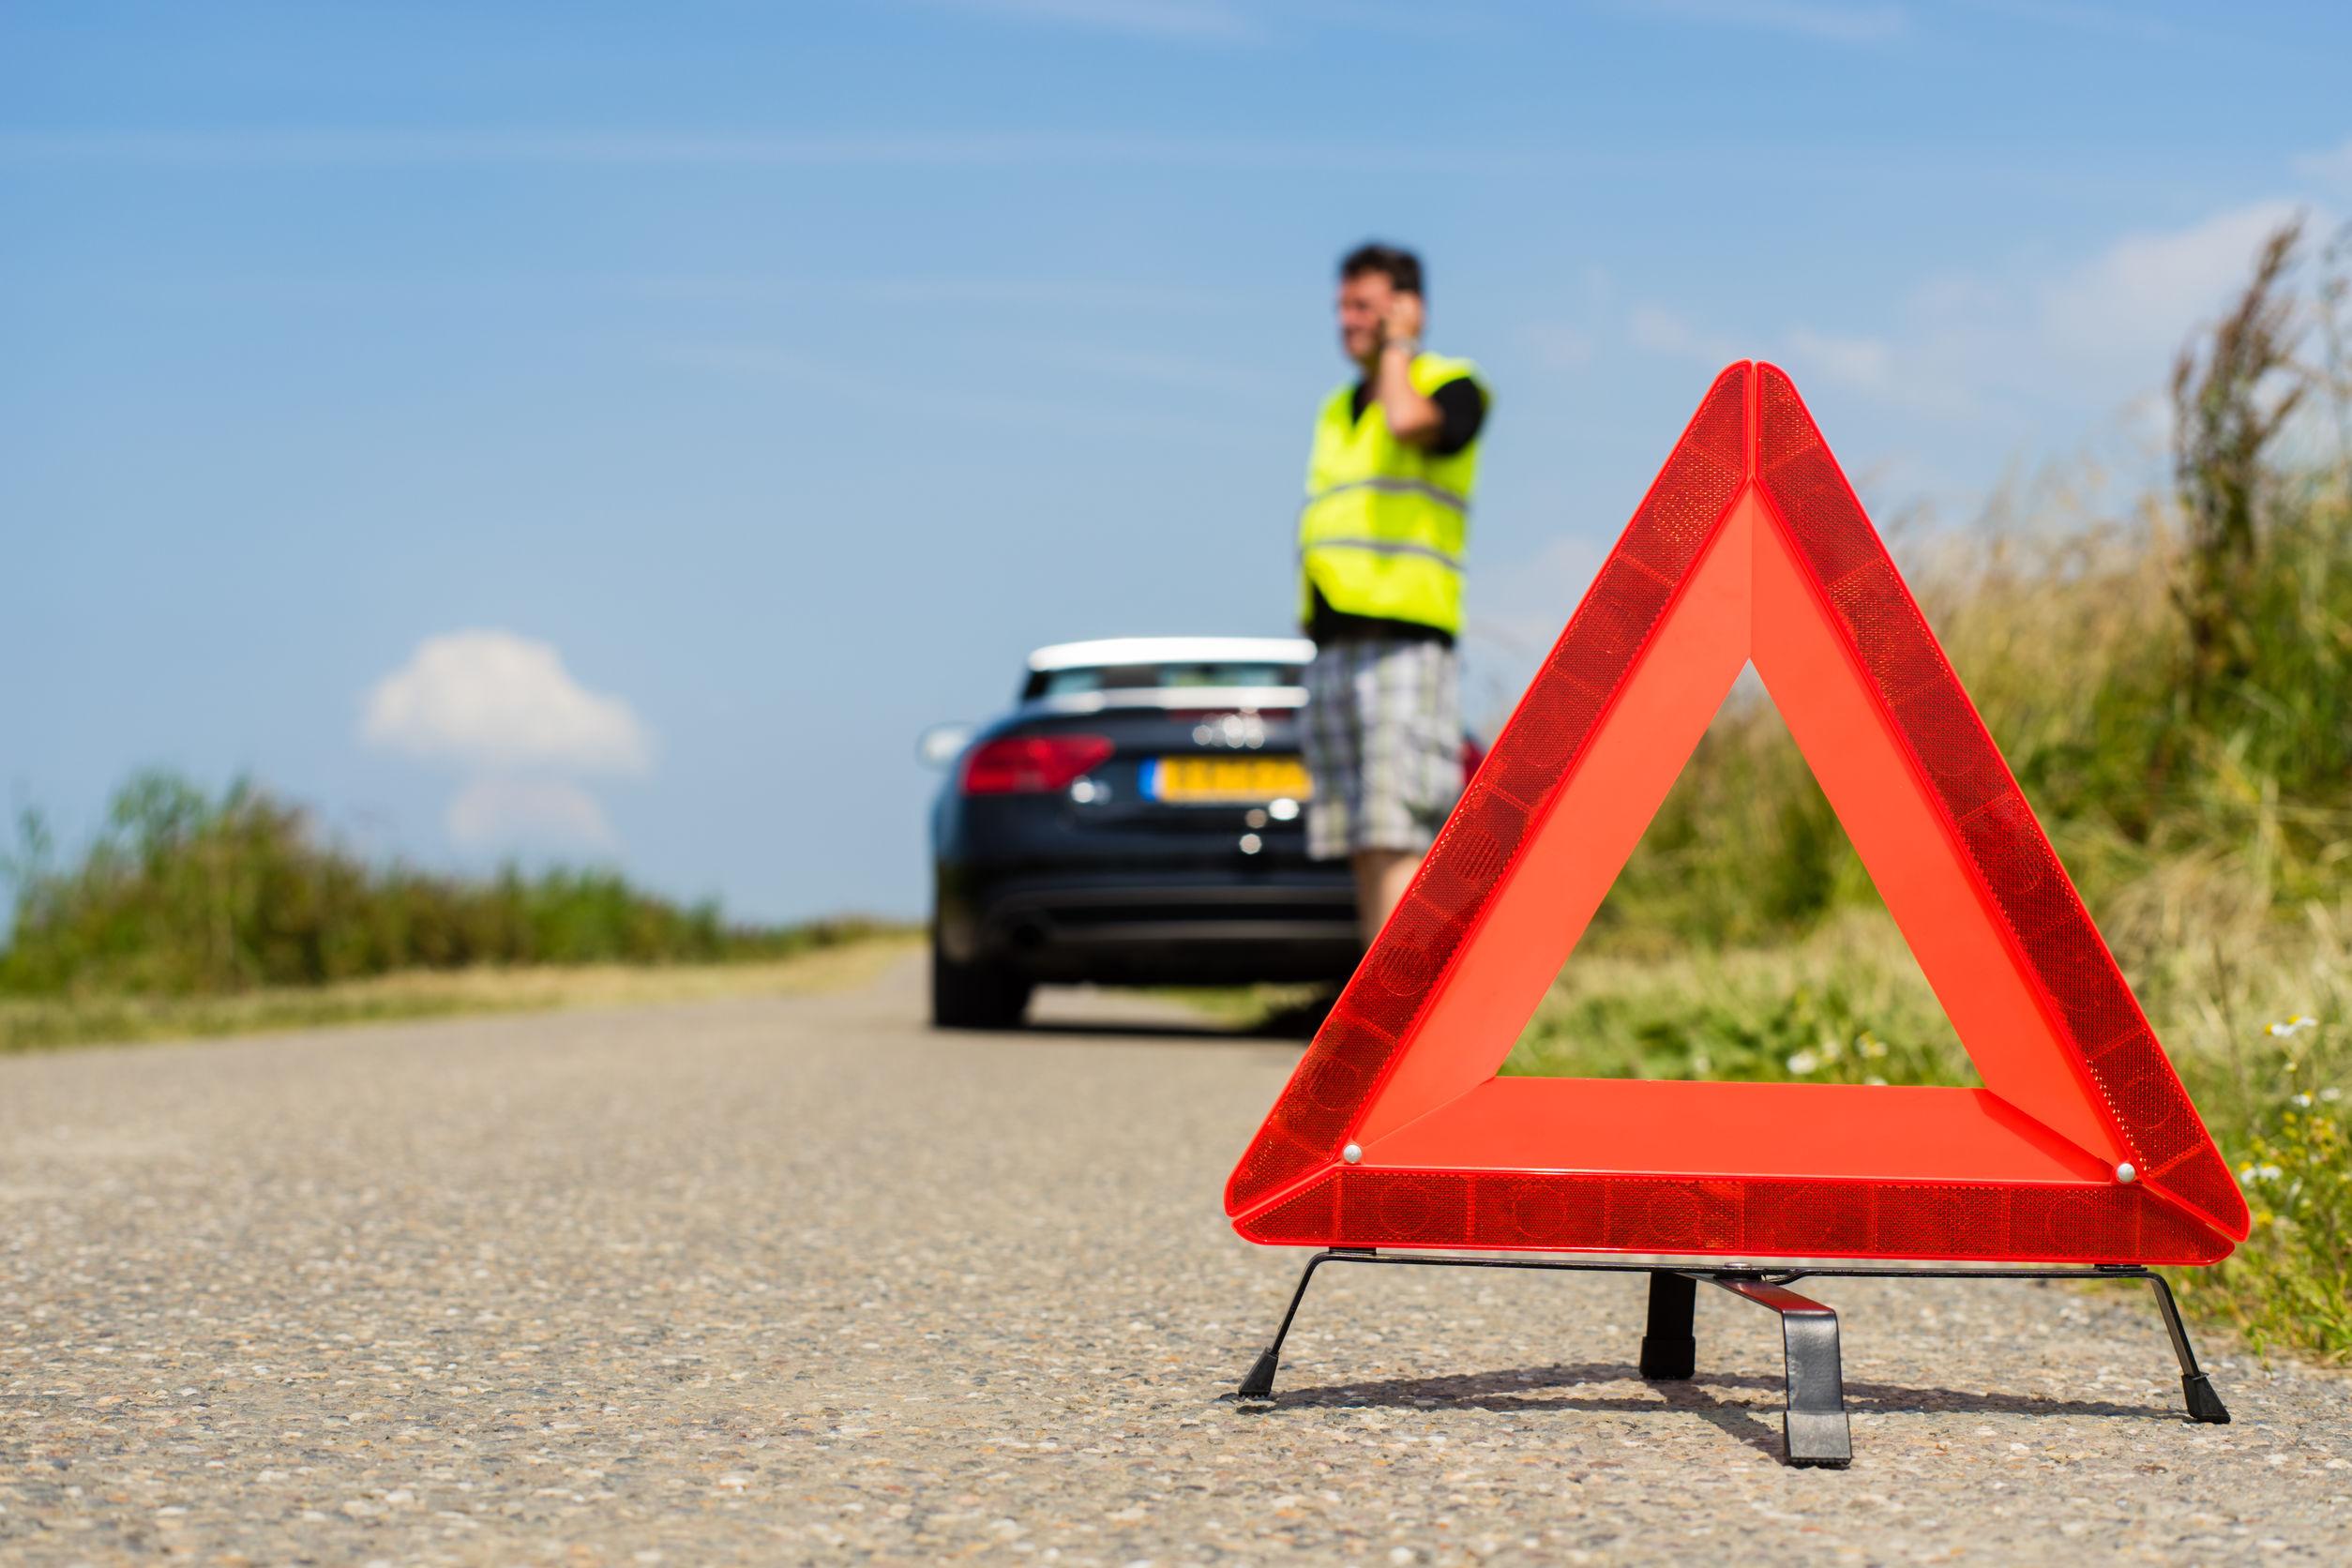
[1024,661,1303,700]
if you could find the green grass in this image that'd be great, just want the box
[1150,982,1335,1034]
[2,768,895,1000]
[0,766,914,1051]
[0,932,921,1054]
[1501,909,2352,1364]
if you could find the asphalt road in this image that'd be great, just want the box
[3,957,2346,1565]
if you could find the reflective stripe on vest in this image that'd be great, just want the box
[1294,535,1464,569]
[1300,476,1471,517]
[1297,351,1485,638]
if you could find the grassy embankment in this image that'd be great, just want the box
[0,770,911,1052]
[1496,221,2352,1362]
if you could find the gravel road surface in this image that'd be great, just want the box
[3,957,2345,1565]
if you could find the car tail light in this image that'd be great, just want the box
[960,733,1115,794]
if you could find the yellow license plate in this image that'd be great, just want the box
[1145,756,1313,803]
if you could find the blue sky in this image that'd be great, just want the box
[5,1,2348,923]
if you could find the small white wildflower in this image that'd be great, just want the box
[1786,1049,1820,1077]
[1864,1074,1888,1087]
[2293,1093,2314,1108]
[1820,1036,1845,1062]
[2239,1165,2258,1184]
[2321,1087,2343,1103]
[2266,1017,2317,1037]
[2259,1163,2284,1181]
[1862,1038,1889,1060]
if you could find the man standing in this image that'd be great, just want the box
[1298,242,1489,942]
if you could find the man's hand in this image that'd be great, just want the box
[1380,292,1425,353]
[1373,292,1439,443]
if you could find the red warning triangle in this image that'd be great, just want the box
[1229,362,2249,1265]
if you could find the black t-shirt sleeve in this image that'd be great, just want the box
[1428,377,1486,457]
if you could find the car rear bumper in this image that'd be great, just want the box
[941,869,1361,986]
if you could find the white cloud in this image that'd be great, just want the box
[1768,198,2319,430]
[1629,305,1739,366]
[1634,308,1896,399]
[2036,199,2307,380]
[2293,136,2352,192]
[1597,197,2321,531]
[1785,327,1892,391]
[1631,199,2316,425]
[445,778,618,853]
[362,630,651,776]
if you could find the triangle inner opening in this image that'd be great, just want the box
[1499,669,1978,1092]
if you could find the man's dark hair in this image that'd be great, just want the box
[1340,242,1424,297]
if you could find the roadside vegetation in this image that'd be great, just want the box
[1,770,906,1051]
[1500,218,2352,1362]
[0,938,916,1053]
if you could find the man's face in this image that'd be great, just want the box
[1336,270,1395,365]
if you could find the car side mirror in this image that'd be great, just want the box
[916,723,974,769]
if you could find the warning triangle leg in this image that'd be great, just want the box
[1233,1248,1352,1403]
[1636,1272,1696,1380]
[1712,1277,1853,1467]
[2146,1272,2232,1424]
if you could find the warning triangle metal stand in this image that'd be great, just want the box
[1235,1251,2228,1469]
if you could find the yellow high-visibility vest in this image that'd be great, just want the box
[1297,352,1486,638]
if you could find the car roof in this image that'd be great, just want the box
[1025,636,1316,671]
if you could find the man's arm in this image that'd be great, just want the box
[1372,292,1446,445]
[1377,359,1485,454]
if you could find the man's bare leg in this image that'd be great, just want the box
[1350,848,1421,943]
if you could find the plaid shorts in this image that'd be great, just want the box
[1301,637,1463,860]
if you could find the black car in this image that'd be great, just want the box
[922,636,1364,1029]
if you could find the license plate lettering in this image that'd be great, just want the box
[1145,757,1313,802]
